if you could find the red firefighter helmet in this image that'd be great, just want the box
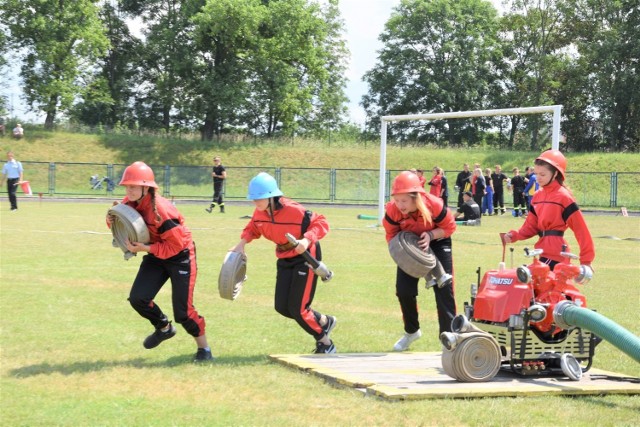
[119,161,158,188]
[536,149,567,180]
[391,171,426,195]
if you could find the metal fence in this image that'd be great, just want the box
[8,161,640,209]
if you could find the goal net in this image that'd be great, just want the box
[377,105,563,222]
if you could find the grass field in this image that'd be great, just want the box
[1,199,639,426]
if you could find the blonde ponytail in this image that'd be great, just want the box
[149,187,162,223]
[414,193,432,227]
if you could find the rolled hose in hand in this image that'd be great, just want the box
[218,251,247,300]
[554,301,640,363]
[108,203,150,260]
[388,231,445,279]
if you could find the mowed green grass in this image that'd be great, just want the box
[1,200,639,426]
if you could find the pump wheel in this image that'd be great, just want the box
[441,334,501,382]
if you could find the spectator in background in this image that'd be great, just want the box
[1,151,24,211]
[510,167,527,217]
[491,165,509,215]
[12,124,24,139]
[205,156,226,213]
[472,167,485,213]
[428,167,442,199]
[455,191,481,223]
[455,163,472,209]
[440,170,449,207]
[523,166,539,215]
[482,167,494,215]
[416,169,426,188]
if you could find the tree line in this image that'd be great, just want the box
[1,0,638,152]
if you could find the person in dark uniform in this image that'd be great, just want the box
[455,191,481,223]
[206,156,226,213]
[491,164,509,215]
[509,167,527,217]
[455,163,472,210]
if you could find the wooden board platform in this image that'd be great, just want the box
[269,352,640,400]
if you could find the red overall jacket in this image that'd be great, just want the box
[120,193,192,259]
[508,181,595,265]
[241,198,329,259]
[383,193,456,243]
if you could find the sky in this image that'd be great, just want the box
[4,0,503,126]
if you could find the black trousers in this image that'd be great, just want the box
[128,244,206,337]
[513,191,527,214]
[395,237,457,335]
[493,190,505,210]
[274,243,326,340]
[7,178,18,209]
[211,181,224,205]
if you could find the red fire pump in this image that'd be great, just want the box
[441,247,596,382]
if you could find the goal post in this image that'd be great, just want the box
[378,105,563,223]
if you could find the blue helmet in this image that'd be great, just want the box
[247,172,283,200]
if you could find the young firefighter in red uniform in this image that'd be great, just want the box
[503,150,595,270]
[106,162,212,362]
[230,172,337,354]
[383,171,457,351]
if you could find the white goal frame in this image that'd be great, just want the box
[378,105,563,222]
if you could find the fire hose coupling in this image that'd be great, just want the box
[575,264,593,284]
[552,300,575,330]
[284,233,333,282]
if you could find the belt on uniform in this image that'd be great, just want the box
[276,241,298,252]
[538,230,564,237]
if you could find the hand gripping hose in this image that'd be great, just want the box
[388,231,450,287]
[218,251,247,300]
[108,203,150,261]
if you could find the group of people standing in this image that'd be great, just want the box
[454,162,541,218]
[106,149,594,362]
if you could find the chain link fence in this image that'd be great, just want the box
[6,161,639,209]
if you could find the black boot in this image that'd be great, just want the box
[219,204,225,213]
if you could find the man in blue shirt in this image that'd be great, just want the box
[1,151,24,211]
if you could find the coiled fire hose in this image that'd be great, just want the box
[108,203,150,260]
[441,333,502,382]
[218,251,248,300]
[388,231,450,288]
[554,301,640,363]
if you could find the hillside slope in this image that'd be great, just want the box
[2,130,639,173]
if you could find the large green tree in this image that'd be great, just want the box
[499,0,569,150]
[2,0,109,128]
[0,28,8,116]
[191,0,348,140]
[361,0,502,145]
[560,0,639,151]
[72,2,143,128]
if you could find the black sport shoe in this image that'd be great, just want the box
[322,315,337,337]
[313,340,336,354]
[194,348,214,362]
[143,322,177,349]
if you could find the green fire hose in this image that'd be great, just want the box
[554,301,640,363]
